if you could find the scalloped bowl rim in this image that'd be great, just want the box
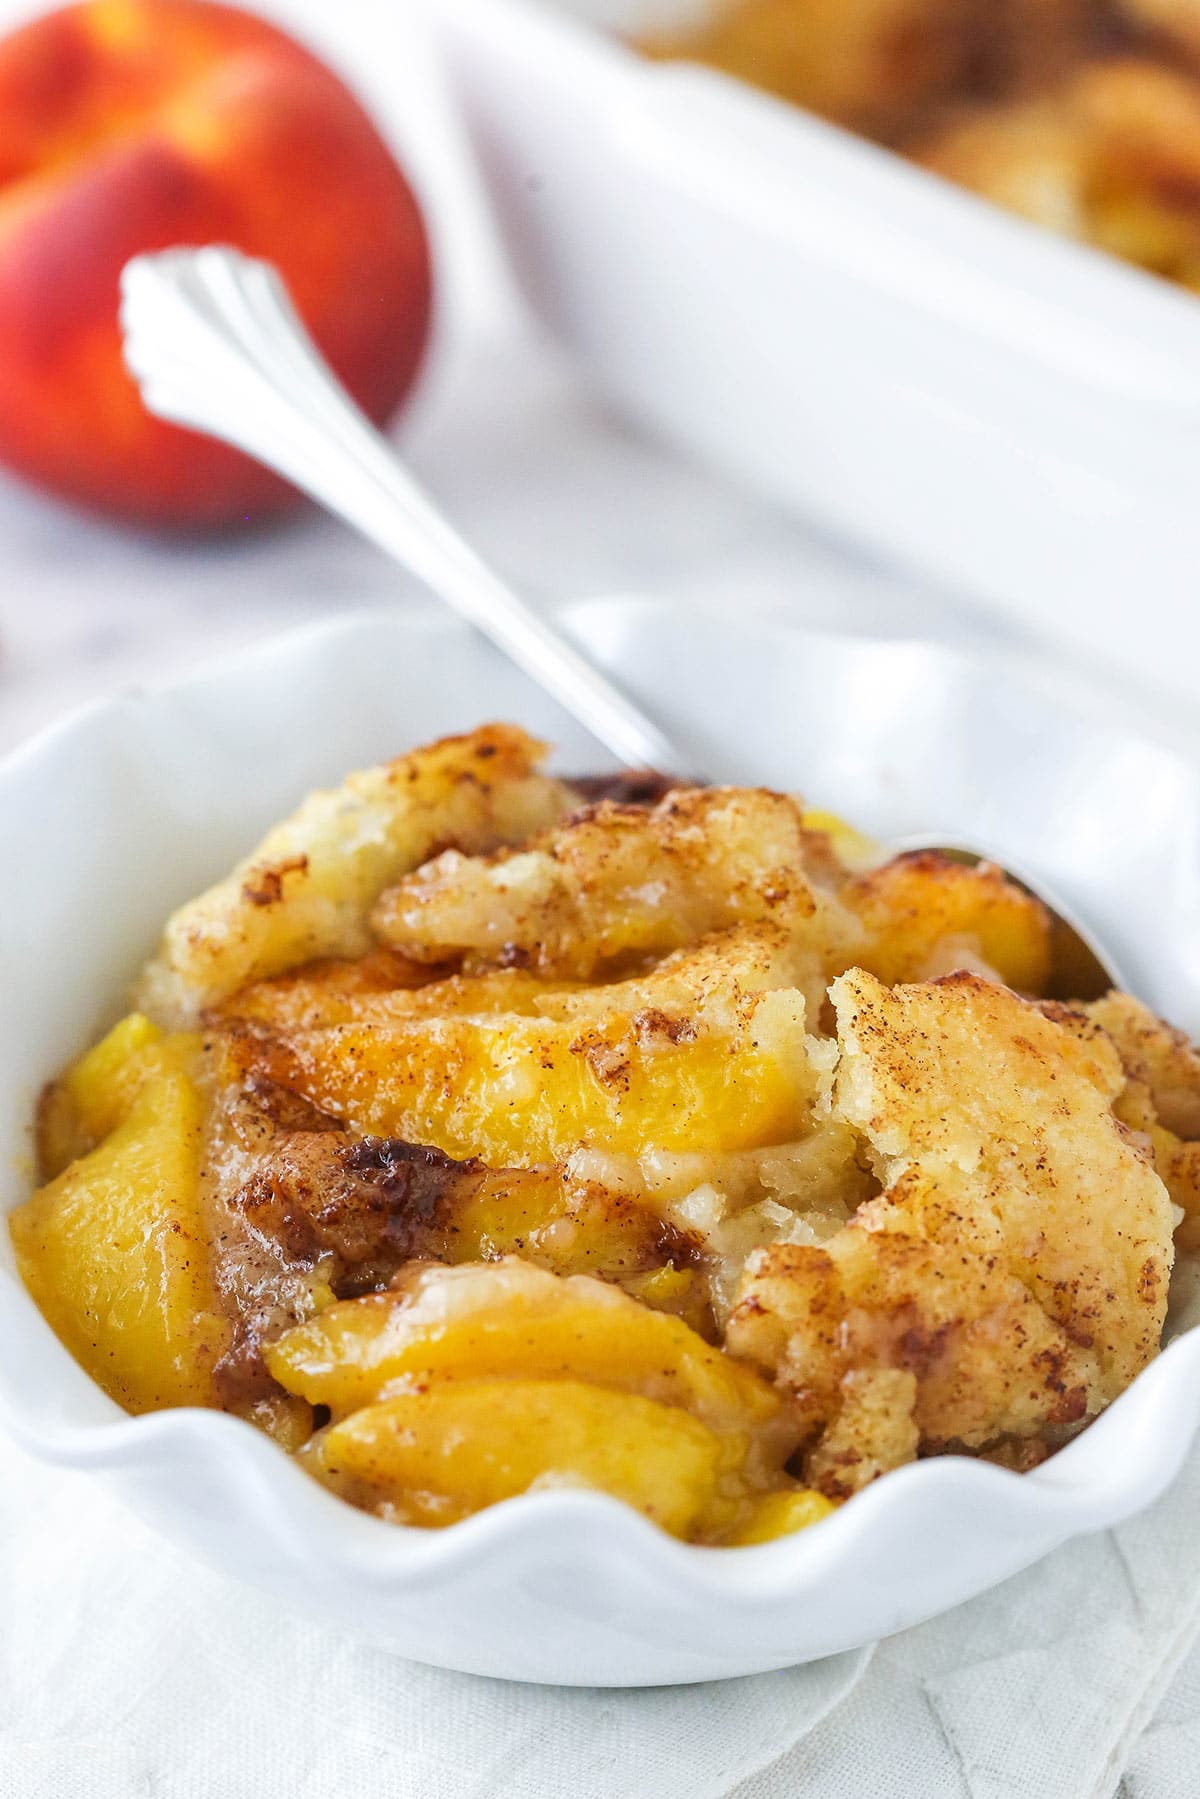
[5,1330,1200,1592]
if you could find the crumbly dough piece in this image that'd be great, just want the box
[913,58,1200,288]
[842,850,1050,991]
[638,0,1096,137]
[727,969,1176,1496]
[372,786,863,993]
[137,727,574,1025]
[1087,990,1200,1250]
[638,0,974,136]
[1088,990,1200,1138]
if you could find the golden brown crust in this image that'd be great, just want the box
[842,851,1051,991]
[913,56,1200,287]
[639,2,1200,292]
[638,0,978,138]
[137,726,575,1025]
[727,969,1176,1495]
[372,785,863,990]
[1088,990,1200,1138]
[1086,990,1200,1249]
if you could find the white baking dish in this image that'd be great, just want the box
[429,0,1200,708]
[2,596,1200,1686]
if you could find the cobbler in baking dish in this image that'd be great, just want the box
[13,726,1200,1541]
[641,0,1200,294]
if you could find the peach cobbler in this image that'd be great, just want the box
[640,0,1200,294]
[13,727,1200,1541]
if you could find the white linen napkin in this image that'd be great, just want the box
[1119,1637,1200,1799]
[2,1417,1198,1799]
[0,1430,867,1799]
[734,1437,1200,1799]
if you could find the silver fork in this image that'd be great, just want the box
[118,246,1121,996]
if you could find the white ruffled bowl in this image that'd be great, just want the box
[3,597,1199,1686]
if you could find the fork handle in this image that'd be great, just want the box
[119,246,693,776]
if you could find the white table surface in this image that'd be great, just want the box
[1,2,1195,1792]
[0,318,1011,757]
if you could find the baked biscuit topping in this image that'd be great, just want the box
[13,727,1195,1541]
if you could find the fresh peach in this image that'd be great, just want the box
[0,0,432,526]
